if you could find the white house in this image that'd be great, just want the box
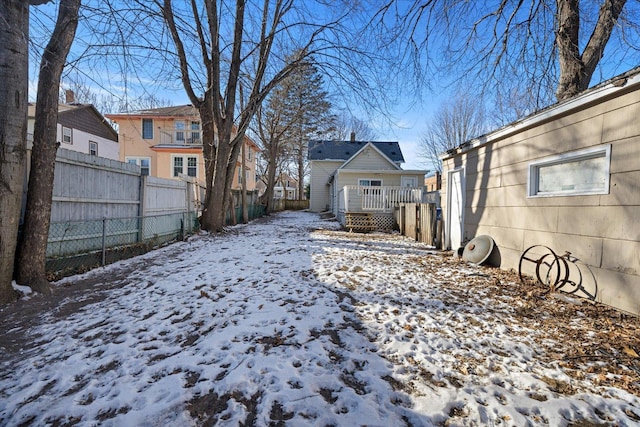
[308,138,428,229]
[27,103,119,160]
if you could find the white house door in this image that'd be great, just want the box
[447,168,464,250]
[401,176,418,187]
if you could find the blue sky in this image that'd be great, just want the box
[28,1,639,173]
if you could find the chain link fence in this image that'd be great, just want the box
[46,211,198,280]
[227,204,266,225]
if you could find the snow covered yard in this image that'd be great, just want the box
[1,211,639,426]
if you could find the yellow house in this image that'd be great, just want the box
[106,105,259,191]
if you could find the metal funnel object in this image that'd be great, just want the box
[462,235,500,266]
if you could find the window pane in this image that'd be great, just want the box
[142,119,153,139]
[63,127,72,144]
[173,157,183,177]
[140,159,150,176]
[538,155,606,194]
[175,121,185,141]
[187,157,197,177]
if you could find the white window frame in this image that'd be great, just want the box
[172,155,198,178]
[358,178,383,187]
[89,141,98,156]
[126,156,151,176]
[175,120,185,142]
[527,145,611,197]
[358,178,383,195]
[62,126,73,144]
[190,121,201,144]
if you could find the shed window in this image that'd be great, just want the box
[89,141,98,156]
[528,145,611,197]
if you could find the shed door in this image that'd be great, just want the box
[447,168,464,250]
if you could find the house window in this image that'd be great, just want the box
[173,155,198,177]
[173,157,183,177]
[528,145,611,197]
[126,157,151,176]
[142,118,153,139]
[358,179,382,187]
[190,121,201,144]
[358,178,383,195]
[175,120,185,142]
[247,148,252,161]
[238,168,243,184]
[89,141,98,156]
[62,126,72,144]
[187,156,197,177]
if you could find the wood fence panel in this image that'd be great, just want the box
[50,148,141,221]
[284,199,309,210]
[405,203,418,240]
[143,176,188,215]
[419,203,436,244]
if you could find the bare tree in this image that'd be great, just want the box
[376,1,638,110]
[0,0,31,303]
[418,94,486,172]
[278,56,334,201]
[254,93,294,215]
[16,0,81,294]
[329,113,377,141]
[155,0,382,231]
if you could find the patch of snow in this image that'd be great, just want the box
[0,211,638,426]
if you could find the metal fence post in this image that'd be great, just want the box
[102,217,106,266]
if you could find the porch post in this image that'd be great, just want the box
[343,186,349,212]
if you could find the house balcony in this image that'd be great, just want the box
[338,185,424,213]
[337,185,424,231]
[159,130,202,146]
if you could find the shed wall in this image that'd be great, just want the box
[441,83,640,314]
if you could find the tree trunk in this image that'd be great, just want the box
[0,0,29,304]
[201,129,239,232]
[16,0,80,294]
[297,141,304,201]
[241,138,248,223]
[555,0,626,101]
[264,148,278,215]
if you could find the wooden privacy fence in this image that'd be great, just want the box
[285,199,309,210]
[395,203,437,244]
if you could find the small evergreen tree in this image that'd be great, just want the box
[279,55,334,200]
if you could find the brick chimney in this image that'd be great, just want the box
[350,131,355,142]
[65,89,75,104]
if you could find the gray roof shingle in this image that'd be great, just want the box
[308,140,404,163]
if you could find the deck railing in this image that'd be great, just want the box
[338,185,424,213]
